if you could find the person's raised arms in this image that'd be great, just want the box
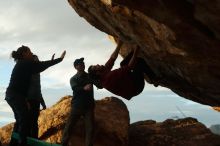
[128,45,140,69]
[110,40,123,60]
[60,50,66,60]
[51,53,55,60]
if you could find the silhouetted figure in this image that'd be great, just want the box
[88,41,158,100]
[62,58,101,146]
[27,55,47,139]
[5,45,66,146]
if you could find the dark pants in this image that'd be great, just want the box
[62,107,94,146]
[120,51,157,81]
[7,99,30,146]
[28,99,40,138]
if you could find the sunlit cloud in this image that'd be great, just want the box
[0,106,11,113]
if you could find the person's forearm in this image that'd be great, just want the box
[32,58,63,73]
[128,46,139,69]
[110,40,123,59]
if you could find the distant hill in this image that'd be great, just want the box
[210,125,220,135]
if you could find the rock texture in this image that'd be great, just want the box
[0,96,129,146]
[67,0,220,107]
[129,118,220,146]
[213,107,220,112]
[0,123,13,145]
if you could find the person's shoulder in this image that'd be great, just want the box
[17,59,31,64]
[83,71,89,76]
[15,60,34,68]
[70,73,78,80]
[83,72,91,79]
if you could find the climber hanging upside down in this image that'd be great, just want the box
[88,40,159,100]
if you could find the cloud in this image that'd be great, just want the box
[0,0,108,47]
[0,100,12,113]
[0,86,5,93]
[0,0,118,89]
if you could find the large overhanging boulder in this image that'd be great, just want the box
[67,0,220,107]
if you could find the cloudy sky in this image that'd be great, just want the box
[0,0,219,128]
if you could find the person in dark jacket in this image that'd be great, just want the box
[5,45,66,146]
[62,58,101,146]
[26,55,47,139]
[88,40,159,100]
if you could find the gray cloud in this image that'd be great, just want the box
[0,0,105,46]
[0,0,117,87]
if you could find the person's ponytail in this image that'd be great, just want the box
[11,50,19,62]
[11,45,29,62]
[11,51,17,58]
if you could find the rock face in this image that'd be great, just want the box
[0,123,13,145]
[0,96,129,146]
[213,107,220,112]
[129,118,220,146]
[67,0,220,107]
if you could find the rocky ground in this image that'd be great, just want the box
[1,96,220,146]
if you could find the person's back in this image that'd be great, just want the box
[6,60,35,100]
[100,65,145,100]
[27,74,42,100]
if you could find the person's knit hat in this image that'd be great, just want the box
[73,57,84,67]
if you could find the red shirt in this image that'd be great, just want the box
[100,57,144,100]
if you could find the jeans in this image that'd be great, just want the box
[6,98,30,146]
[62,107,94,146]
